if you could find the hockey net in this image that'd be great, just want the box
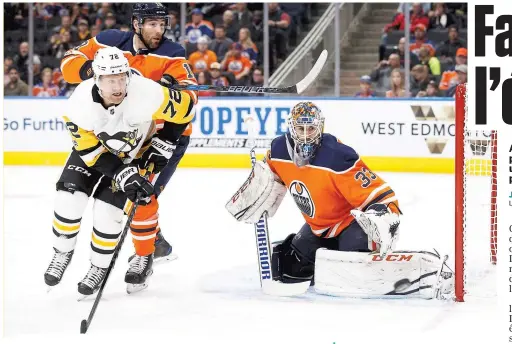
[454,83,497,302]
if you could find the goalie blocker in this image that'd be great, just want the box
[226,101,455,300]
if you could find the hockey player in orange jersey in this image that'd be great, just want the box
[226,102,455,299]
[59,3,198,264]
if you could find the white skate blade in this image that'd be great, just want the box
[154,253,178,265]
[77,293,94,302]
[261,280,311,297]
[126,270,153,295]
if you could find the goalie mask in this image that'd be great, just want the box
[286,102,325,167]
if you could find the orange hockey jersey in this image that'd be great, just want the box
[265,134,399,238]
[60,29,197,135]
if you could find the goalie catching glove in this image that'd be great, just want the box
[114,164,154,204]
[226,160,287,223]
[350,203,400,258]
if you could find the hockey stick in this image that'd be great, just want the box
[80,164,154,334]
[171,50,328,94]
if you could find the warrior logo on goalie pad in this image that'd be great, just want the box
[289,180,315,218]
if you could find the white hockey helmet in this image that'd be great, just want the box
[92,47,131,91]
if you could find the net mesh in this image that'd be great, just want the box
[457,84,497,301]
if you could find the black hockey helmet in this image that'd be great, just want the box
[131,3,170,31]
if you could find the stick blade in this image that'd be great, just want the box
[80,319,88,334]
[295,49,329,94]
[262,280,310,296]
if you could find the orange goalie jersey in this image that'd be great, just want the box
[265,134,399,238]
[60,29,197,135]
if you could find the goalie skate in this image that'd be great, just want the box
[126,254,154,294]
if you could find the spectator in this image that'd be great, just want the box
[188,36,218,74]
[4,57,14,86]
[48,31,73,60]
[197,71,216,97]
[209,25,233,61]
[436,25,466,62]
[390,37,420,69]
[425,80,443,97]
[370,53,401,96]
[90,25,101,38]
[386,69,406,98]
[222,10,240,42]
[69,4,81,26]
[238,28,259,65]
[102,12,119,30]
[33,67,60,97]
[4,67,28,96]
[428,3,457,30]
[417,46,441,77]
[383,3,429,33]
[439,47,467,91]
[185,8,214,43]
[247,67,264,86]
[268,3,291,65]
[13,41,42,84]
[446,64,467,97]
[209,62,229,86]
[410,64,430,96]
[76,19,91,44]
[355,75,376,97]
[409,24,436,57]
[249,10,264,43]
[95,3,111,19]
[221,43,253,84]
[52,15,78,42]
[165,11,181,43]
[233,3,252,28]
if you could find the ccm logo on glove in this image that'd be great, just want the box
[231,169,255,202]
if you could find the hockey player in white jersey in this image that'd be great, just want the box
[44,47,195,296]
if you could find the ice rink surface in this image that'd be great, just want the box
[3,166,499,344]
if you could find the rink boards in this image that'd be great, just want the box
[3,96,487,173]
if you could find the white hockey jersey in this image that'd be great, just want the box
[63,74,195,176]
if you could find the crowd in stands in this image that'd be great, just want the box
[4,2,311,97]
[356,2,467,98]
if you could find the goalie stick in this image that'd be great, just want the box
[171,50,328,95]
[80,164,154,334]
[248,149,310,297]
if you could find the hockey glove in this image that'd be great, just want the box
[159,74,179,86]
[114,164,154,204]
[138,137,176,174]
[350,203,400,258]
[79,60,94,81]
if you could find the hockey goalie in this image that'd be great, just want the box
[226,101,454,300]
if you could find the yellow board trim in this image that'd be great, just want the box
[4,151,461,173]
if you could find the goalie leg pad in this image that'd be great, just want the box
[90,199,124,269]
[225,161,286,223]
[313,249,453,299]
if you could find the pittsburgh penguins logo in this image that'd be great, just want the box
[289,180,315,218]
[97,129,143,156]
